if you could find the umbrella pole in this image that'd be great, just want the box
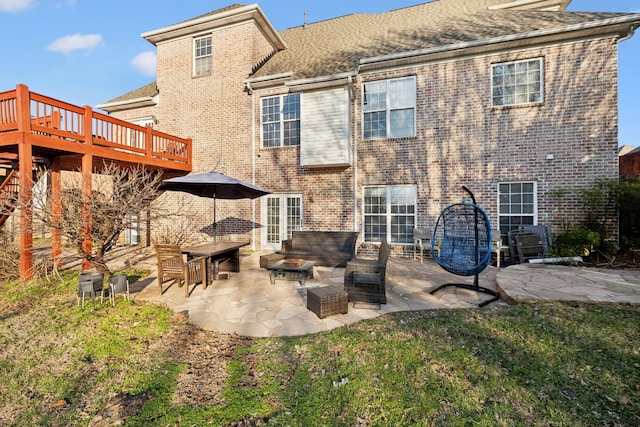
[213,196,217,246]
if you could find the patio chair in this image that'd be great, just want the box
[108,273,130,306]
[429,186,499,307]
[344,240,390,306]
[413,227,431,263]
[77,272,106,308]
[154,244,207,297]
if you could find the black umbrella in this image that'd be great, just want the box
[159,171,271,245]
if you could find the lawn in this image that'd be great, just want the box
[0,271,638,426]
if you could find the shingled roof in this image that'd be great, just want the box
[104,81,158,105]
[251,0,630,80]
[101,0,639,105]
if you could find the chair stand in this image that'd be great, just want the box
[429,273,499,308]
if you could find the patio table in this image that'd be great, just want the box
[182,241,250,282]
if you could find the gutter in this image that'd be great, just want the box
[359,14,640,70]
[350,74,359,238]
[285,71,358,91]
[616,23,639,43]
[95,96,156,112]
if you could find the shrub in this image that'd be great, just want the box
[550,225,601,257]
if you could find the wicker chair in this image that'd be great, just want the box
[154,244,207,297]
[344,240,390,305]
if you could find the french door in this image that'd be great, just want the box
[262,194,302,250]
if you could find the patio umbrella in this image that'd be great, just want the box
[158,171,271,245]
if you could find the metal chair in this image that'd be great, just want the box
[430,186,499,307]
[413,227,431,263]
[108,273,130,306]
[77,272,106,308]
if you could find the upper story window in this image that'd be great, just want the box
[193,35,212,76]
[261,93,301,147]
[492,58,543,107]
[363,76,416,139]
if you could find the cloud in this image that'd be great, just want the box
[0,0,35,12]
[46,33,102,54]
[131,51,157,77]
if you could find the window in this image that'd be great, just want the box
[498,182,537,240]
[261,93,301,147]
[194,36,212,76]
[363,76,416,139]
[492,58,543,107]
[363,185,416,244]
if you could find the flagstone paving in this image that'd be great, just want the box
[124,249,640,338]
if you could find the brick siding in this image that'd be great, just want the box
[113,24,620,248]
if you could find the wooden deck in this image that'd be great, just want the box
[0,84,192,172]
[0,84,192,280]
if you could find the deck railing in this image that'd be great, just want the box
[0,85,191,169]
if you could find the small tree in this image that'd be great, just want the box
[32,163,176,273]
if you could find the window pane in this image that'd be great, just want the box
[283,120,300,146]
[492,58,542,107]
[389,109,414,138]
[364,111,387,139]
[389,77,415,109]
[363,81,386,112]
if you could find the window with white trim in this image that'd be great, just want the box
[363,76,416,139]
[363,185,416,244]
[194,35,212,76]
[492,58,543,107]
[261,93,300,147]
[498,181,537,241]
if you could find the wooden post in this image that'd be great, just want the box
[146,125,153,158]
[51,157,62,265]
[81,106,93,270]
[16,84,34,281]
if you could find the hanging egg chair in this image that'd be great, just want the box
[429,186,499,307]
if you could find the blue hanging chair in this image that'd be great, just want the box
[429,186,499,307]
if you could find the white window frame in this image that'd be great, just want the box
[261,93,301,148]
[193,35,212,77]
[362,76,416,139]
[491,58,543,107]
[363,185,417,245]
[497,181,538,240]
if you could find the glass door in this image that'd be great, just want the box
[262,194,302,250]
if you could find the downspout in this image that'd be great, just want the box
[349,75,358,235]
[246,81,257,251]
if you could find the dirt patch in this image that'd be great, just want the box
[88,312,255,426]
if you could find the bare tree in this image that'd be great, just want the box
[32,162,173,273]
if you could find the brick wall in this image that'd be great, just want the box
[352,38,619,242]
[115,29,620,249]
